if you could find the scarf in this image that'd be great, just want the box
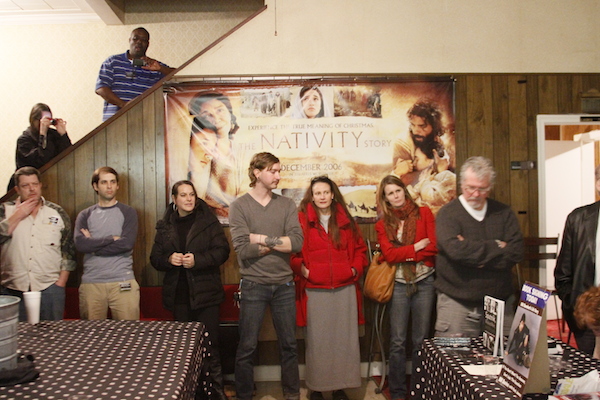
[390,201,419,295]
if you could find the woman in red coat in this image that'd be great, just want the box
[291,176,367,400]
[375,175,437,400]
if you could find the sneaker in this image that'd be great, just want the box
[332,390,349,400]
[310,391,325,400]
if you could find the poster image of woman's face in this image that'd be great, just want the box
[199,98,232,136]
[300,88,323,118]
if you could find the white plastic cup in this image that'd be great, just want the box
[482,354,501,378]
[22,291,41,324]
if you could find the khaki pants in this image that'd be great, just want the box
[79,279,140,320]
[434,292,516,337]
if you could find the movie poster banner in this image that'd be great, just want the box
[164,79,455,223]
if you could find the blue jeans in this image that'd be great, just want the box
[1,284,65,321]
[235,279,299,400]
[388,275,435,399]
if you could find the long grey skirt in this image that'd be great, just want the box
[305,285,361,391]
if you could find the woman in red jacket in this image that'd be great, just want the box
[375,175,437,400]
[291,176,367,400]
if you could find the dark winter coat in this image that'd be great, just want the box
[150,199,230,311]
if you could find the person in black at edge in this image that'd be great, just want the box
[8,103,72,191]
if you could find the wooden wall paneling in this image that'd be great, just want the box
[453,75,469,172]
[537,75,559,114]
[93,129,107,168]
[105,116,129,205]
[73,139,97,216]
[56,157,75,220]
[596,142,600,175]
[41,163,77,286]
[570,75,584,114]
[523,74,540,285]
[357,222,378,361]
[41,164,59,205]
[221,228,241,284]
[141,94,159,286]
[152,91,167,287]
[557,75,575,114]
[465,75,494,159]
[154,91,167,221]
[507,75,531,237]
[491,75,511,205]
[126,101,146,282]
[509,75,537,285]
[55,153,80,285]
[525,75,540,238]
[359,221,376,244]
[582,74,600,95]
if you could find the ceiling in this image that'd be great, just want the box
[0,0,126,25]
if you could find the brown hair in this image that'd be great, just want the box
[14,166,41,187]
[407,100,444,138]
[248,152,280,188]
[376,174,418,242]
[91,166,119,187]
[298,175,358,247]
[574,286,600,330]
[171,180,196,197]
[29,103,51,132]
[188,91,239,138]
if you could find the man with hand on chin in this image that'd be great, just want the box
[0,166,76,321]
[74,167,139,320]
[95,27,176,121]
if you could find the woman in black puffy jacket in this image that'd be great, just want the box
[150,179,230,399]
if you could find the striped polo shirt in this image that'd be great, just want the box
[95,51,168,121]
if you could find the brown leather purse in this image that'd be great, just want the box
[363,249,396,303]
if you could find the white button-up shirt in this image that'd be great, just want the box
[0,197,75,292]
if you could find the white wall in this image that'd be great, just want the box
[181,0,600,76]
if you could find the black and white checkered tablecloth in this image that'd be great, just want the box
[0,320,206,400]
[411,337,600,400]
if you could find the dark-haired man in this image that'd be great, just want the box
[95,27,175,121]
[74,167,139,320]
[0,167,76,321]
[229,152,304,400]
